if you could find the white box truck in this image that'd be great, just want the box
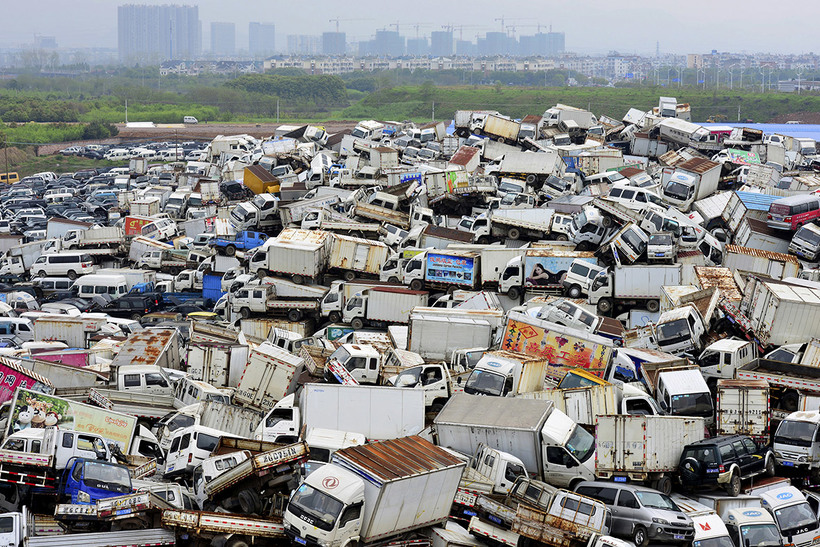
[408,313,493,362]
[588,264,682,315]
[234,342,304,411]
[739,276,820,347]
[298,383,425,441]
[595,414,706,494]
[284,436,465,547]
[327,233,389,280]
[248,230,332,284]
[342,287,428,329]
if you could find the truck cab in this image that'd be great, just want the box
[192,450,251,509]
[164,425,223,478]
[773,411,820,476]
[655,305,707,355]
[540,408,597,488]
[759,486,820,547]
[254,394,300,444]
[324,344,381,385]
[3,428,113,470]
[59,457,133,504]
[463,352,544,397]
[303,428,365,478]
[568,207,610,248]
[110,364,173,396]
[655,369,714,426]
[697,340,758,385]
[724,508,783,547]
[387,363,453,411]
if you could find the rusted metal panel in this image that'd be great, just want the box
[335,435,464,481]
[725,245,799,264]
[678,157,720,174]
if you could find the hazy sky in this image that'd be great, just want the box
[3,0,818,56]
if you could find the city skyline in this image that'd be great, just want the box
[2,0,819,56]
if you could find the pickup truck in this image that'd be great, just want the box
[736,358,820,413]
[450,444,528,522]
[203,441,308,514]
[208,231,268,256]
[353,201,410,229]
[86,388,176,423]
[53,491,173,531]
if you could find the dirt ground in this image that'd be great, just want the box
[116,121,358,142]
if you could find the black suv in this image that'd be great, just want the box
[678,435,774,496]
[102,295,160,320]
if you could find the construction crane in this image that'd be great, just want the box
[442,24,484,41]
[494,17,527,33]
[328,18,371,32]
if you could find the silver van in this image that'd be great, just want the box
[575,481,694,547]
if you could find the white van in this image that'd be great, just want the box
[32,277,75,294]
[164,425,224,478]
[606,185,667,212]
[104,149,130,161]
[173,378,231,410]
[72,274,129,298]
[183,116,199,124]
[30,252,95,279]
[141,218,178,241]
[0,318,33,342]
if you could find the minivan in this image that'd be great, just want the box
[767,194,820,231]
[173,378,230,410]
[164,425,224,478]
[606,186,667,212]
[72,274,129,298]
[30,252,95,279]
[183,116,199,124]
[141,218,178,241]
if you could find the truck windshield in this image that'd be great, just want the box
[775,420,819,448]
[665,180,692,202]
[740,524,783,547]
[82,461,132,493]
[351,128,368,139]
[288,483,344,532]
[773,501,818,538]
[797,227,820,247]
[463,369,506,397]
[670,392,713,417]
[565,425,595,463]
[231,208,249,223]
[571,212,587,233]
[621,229,647,256]
[656,319,690,347]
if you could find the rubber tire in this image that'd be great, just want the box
[240,307,251,319]
[67,270,77,280]
[351,318,364,330]
[237,489,261,514]
[292,274,304,285]
[508,228,521,240]
[37,271,46,278]
[497,137,506,144]
[646,299,660,313]
[526,174,537,184]
[130,313,141,321]
[555,234,568,241]
[507,286,521,300]
[257,269,268,278]
[410,279,423,291]
[725,472,741,497]
[287,309,302,322]
[680,457,702,486]
[655,476,672,496]
[782,391,799,412]
[225,245,236,257]
[765,456,776,477]
[388,276,400,284]
[343,270,356,281]
[633,525,648,547]
[597,298,613,314]
[329,311,342,323]
[227,538,250,547]
[477,236,489,244]
[568,285,583,299]
[601,216,613,228]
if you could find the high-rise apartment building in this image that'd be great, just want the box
[249,22,276,57]
[430,31,453,57]
[118,4,201,63]
[322,32,346,56]
[211,22,235,56]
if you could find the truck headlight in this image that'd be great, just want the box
[77,490,91,503]
[800,456,808,463]
[774,451,781,458]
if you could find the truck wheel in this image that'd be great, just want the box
[653,476,672,495]
[256,268,268,278]
[237,489,262,514]
[292,274,305,285]
[329,311,342,323]
[343,270,356,281]
[632,525,648,547]
[782,391,799,412]
[410,279,423,291]
[526,174,537,184]
[646,299,660,313]
[351,318,364,330]
[240,307,251,319]
[568,285,583,299]
[597,298,613,315]
[388,276,400,284]
[601,215,613,228]
[497,137,506,144]
[765,456,776,477]
[555,234,568,241]
[287,309,302,322]
[67,270,77,280]
[225,245,236,257]
[227,539,250,547]
[477,236,489,244]
[37,270,46,278]
[507,287,521,300]
[508,228,521,240]
[725,471,741,497]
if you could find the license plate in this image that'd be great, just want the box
[116,508,131,516]
[464,510,477,517]
[489,515,502,525]
[654,253,665,257]
[295,537,307,545]
[614,477,627,482]
[674,535,685,540]
[782,461,795,467]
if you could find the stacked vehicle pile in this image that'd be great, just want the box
[0,99,819,546]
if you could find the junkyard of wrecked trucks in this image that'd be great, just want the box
[2,99,820,547]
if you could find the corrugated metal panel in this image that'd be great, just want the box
[435,393,551,430]
[336,435,463,481]
[276,228,332,246]
[203,274,223,290]
[450,146,480,166]
[736,191,785,211]
[678,157,720,174]
[694,267,743,301]
[725,245,799,264]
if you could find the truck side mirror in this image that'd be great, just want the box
[659,401,668,412]
[457,377,463,385]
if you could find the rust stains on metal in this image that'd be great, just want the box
[336,435,463,481]
[725,244,800,264]
[678,157,720,174]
